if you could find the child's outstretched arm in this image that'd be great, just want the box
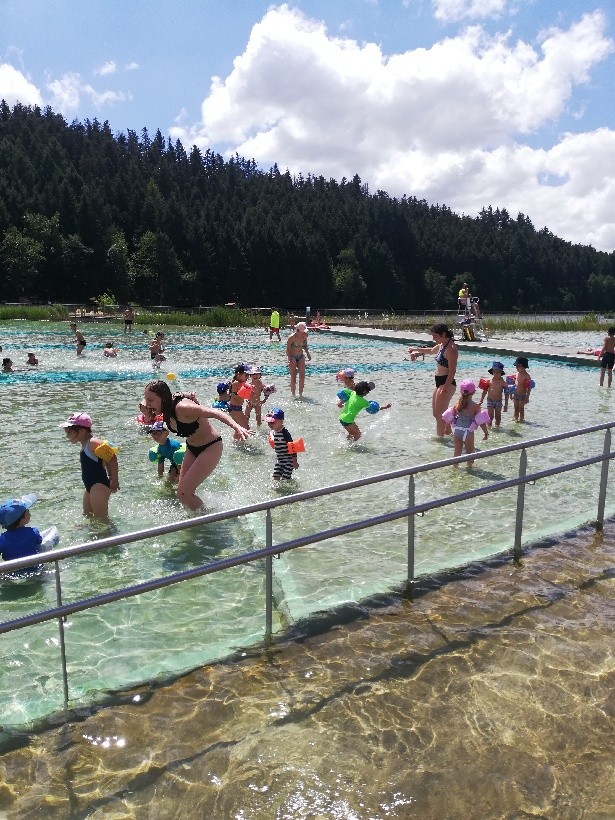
[479,389,487,404]
[379,403,392,411]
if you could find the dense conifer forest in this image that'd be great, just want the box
[1,101,613,310]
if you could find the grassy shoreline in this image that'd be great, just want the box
[0,305,611,332]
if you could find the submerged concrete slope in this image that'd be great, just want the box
[0,519,613,818]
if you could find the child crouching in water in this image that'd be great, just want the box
[442,379,489,466]
[338,381,392,442]
[148,420,184,484]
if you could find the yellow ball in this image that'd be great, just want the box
[166,372,176,381]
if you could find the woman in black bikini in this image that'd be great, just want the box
[408,322,457,437]
[143,380,252,511]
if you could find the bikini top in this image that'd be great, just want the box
[167,396,200,437]
[435,340,451,368]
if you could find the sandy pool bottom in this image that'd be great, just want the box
[0,520,614,819]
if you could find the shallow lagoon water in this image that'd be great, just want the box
[0,322,613,728]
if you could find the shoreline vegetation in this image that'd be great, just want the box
[0,304,612,333]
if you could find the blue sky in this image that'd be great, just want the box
[2,1,614,251]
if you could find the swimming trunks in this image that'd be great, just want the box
[186,437,222,457]
[513,393,527,402]
[600,352,615,369]
[228,404,243,413]
[80,444,111,491]
[487,398,503,409]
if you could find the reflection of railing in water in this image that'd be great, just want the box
[1,422,613,714]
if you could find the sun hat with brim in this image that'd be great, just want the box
[488,361,505,374]
[459,379,476,394]
[149,420,167,433]
[59,412,92,428]
[0,494,37,528]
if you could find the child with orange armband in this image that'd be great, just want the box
[511,357,532,422]
[265,407,303,480]
[478,361,508,427]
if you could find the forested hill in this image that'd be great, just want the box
[0,101,613,310]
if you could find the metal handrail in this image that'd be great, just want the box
[1,421,613,714]
[2,420,612,574]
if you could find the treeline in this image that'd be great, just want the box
[1,101,614,311]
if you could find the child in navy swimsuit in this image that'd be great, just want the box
[60,412,119,521]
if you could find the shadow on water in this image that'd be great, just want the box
[160,519,241,572]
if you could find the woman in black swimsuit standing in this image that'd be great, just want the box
[143,380,252,511]
[408,322,458,437]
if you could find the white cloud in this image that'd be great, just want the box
[46,72,130,114]
[47,72,82,114]
[433,0,507,23]
[125,62,140,71]
[0,63,43,107]
[96,60,117,77]
[170,5,615,250]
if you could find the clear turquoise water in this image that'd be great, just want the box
[0,322,613,727]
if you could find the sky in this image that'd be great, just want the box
[2,0,614,252]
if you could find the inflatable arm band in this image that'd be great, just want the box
[237,384,253,399]
[148,446,162,463]
[337,388,351,402]
[287,438,306,454]
[366,401,380,415]
[94,441,119,462]
[473,409,490,427]
[478,378,490,390]
[173,443,186,466]
[442,407,456,424]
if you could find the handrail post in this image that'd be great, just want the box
[596,428,611,531]
[513,448,527,564]
[265,509,273,643]
[54,561,70,712]
[407,475,416,598]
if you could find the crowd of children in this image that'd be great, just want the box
[1,321,547,577]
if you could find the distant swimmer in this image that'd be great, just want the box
[70,323,86,356]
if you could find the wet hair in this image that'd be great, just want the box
[455,393,472,413]
[430,323,454,339]
[145,380,176,425]
[608,327,615,336]
[355,380,374,397]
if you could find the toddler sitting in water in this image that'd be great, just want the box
[0,494,43,574]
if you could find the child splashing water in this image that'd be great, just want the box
[442,380,489,467]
